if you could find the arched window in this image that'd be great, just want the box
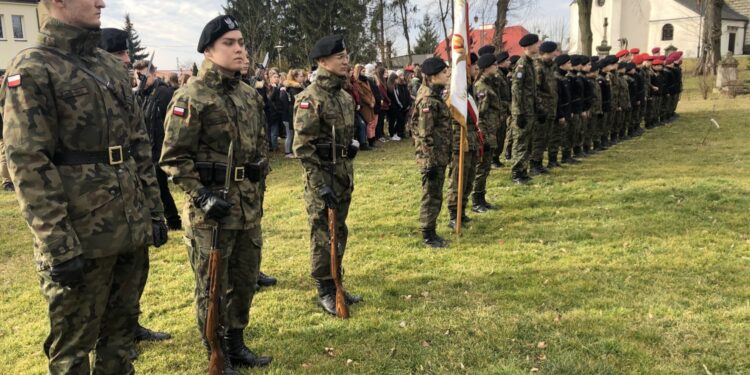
[662,24,674,41]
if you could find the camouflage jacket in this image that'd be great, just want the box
[293,68,356,198]
[495,70,511,116]
[511,55,537,118]
[534,58,558,119]
[160,60,267,230]
[411,83,452,169]
[618,73,631,110]
[606,72,621,110]
[474,74,501,146]
[589,75,603,116]
[0,18,163,270]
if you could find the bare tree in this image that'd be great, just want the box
[696,0,724,74]
[390,0,417,64]
[437,0,451,58]
[576,0,594,55]
[492,0,511,51]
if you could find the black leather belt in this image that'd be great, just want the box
[196,159,267,185]
[316,143,350,161]
[52,145,134,166]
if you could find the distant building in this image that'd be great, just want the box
[0,0,46,68]
[390,54,433,69]
[434,24,530,61]
[569,0,749,57]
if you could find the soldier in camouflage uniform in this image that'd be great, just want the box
[576,58,594,157]
[504,55,521,160]
[596,57,614,151]
[509,34,540,184]
[447,53,480,229]
[293,35,363,316]
[472,52,500,212]
[530,41,558,175]
[649,58,666,127]
[587,60,604,152]
[564,56,583,164]
[160,16,272,373]
[549,54,572,168]
[617,63,632,140]
[0,68,11,192]
[0,2,168,373]
[492,52,511,169]
[410,57,452,248]
[606,59,623,143]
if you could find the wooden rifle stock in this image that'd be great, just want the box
[328,207,349,319]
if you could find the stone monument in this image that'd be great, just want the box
[716,51,748,97]
[596,18,613,57]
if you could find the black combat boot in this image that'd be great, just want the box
[166,216,182,231]
[573,146,583,158]
[257,272,277,287]
[561,151,580,165]
[203,339,237,375]
[422,229,448,248]
[529,161,543,176]
[547,153,560,169]
[224,330,272,369]
[491,156,504,169]
[316,279,337,315]
[512,170,530,184]
[135,324,171,342]
[472,193,489,213]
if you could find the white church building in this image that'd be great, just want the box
[569,0,749,57]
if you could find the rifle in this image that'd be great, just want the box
[328,126,349,319]
[206,141,233,375]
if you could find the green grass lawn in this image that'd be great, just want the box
[1,73,750,374]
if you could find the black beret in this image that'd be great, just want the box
[618,62,628,70]
[539,41,557,53]
[519,33,539,47]
[421,57,448,76]
[198,15,241,53]
[626,62,637,71]
[477,53,496,69]
[478,45,496,56]
[590,56,600,63]
[99,28,128,53]
[310,34,346,60]
[510,55,520,65]
[470,53,478,65]
[496,51,510,63]
[604,55,618,66]
[590,61,601,71]
[554,54,570,66]
[570,55,583,66]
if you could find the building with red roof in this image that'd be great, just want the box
[434,24,530,60]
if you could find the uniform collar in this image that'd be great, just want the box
[199,60,241,92]
[40,18,101,56]
[429,83,445,96]
[315,67,346,92]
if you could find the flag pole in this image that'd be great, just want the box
[456,124,465,236]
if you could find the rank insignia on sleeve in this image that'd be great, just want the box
[173,106,186,117]
[478,92,486,99]
[7,75,21,88]
[299,101,311,109]
[422,107,430,113]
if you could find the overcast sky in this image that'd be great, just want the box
[100,0,571,70]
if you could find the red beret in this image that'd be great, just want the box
[653,59,664,66]
[667,52,679,60]
[666,57,676,64]
[615,50,629,58]
[644,55,654,61]
[652,47,660,53]
[675,51,683,58]
[632,55,644,64]
[630,48,640,54]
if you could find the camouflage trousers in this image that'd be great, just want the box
[629,104,642,133]
[419,165,446,231]
[647,97,661,125]
[448,150,477,214]
[531,117,552,163]
[0,140,10,185]
[185,226,261,341]
[504,120,514,159]
[510,116,535,174]
[547,118,566,160]
[567,115,580,151]
[493,116,508,161]
[473,147,495,195]
[610,110,623,138]
[304,186,351,280]
[40,250,142,375]
[584,114,596,148]
[661,95,672,120]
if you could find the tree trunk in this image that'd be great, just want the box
[438,0,451,59]
[379,0,386,63]
[398,3,413,65]
[493,0,510,51]
[577,0,593,55]
[696,0,724,75]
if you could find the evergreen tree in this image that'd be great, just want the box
[192,62,199,76]
[124,14,148,63]
[413,14,439,55]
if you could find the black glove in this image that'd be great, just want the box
[319,185,339,209]
[49,255,86,288]
[424,166,441,180]
[152,220,168,247]
[516,115,527,129]
[193,187,233,220]
[347,143,359,160]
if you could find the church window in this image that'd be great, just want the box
[662,24,674,41]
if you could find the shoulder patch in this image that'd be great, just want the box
[516,72,524,80]
[478,92,486,99]
[422,107,431,113]
[299,101,311,110]
[173,106,186,117]
[7,74,21,88]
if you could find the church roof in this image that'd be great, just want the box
[674,0,748,22]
